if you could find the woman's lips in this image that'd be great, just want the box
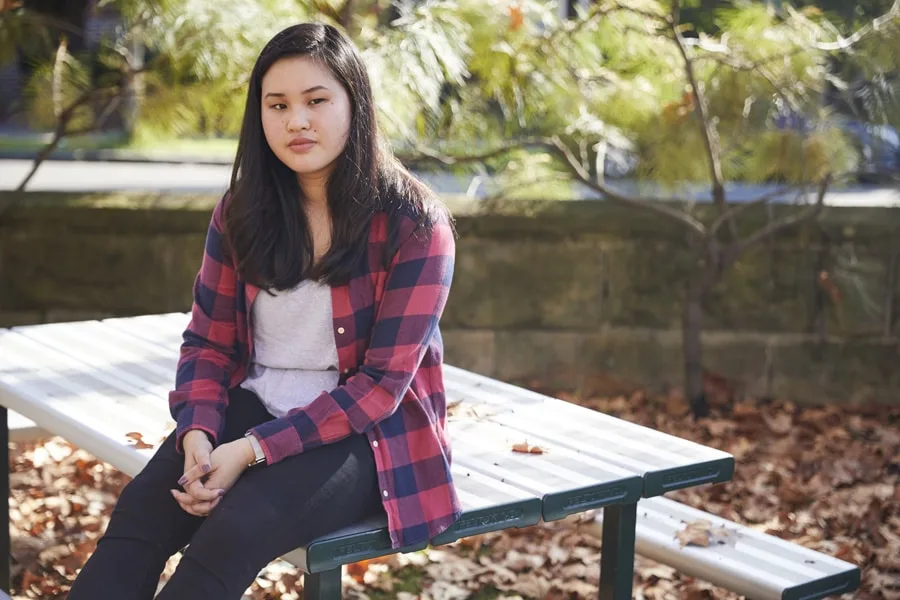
[288,141,316,153]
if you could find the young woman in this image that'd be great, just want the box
[68,22,461,599]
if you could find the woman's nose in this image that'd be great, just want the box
[287,109,310,131]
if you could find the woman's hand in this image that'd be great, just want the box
[172,438,255,516]
[173,430,220,517]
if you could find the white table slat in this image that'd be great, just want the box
[14,322,176,394]
[0,331,160,476]
[443,364,730,465]
[0,330,170,428]
[102,314,187,356]
[451,419,637,492]
[452,463,536,511]
[1,319,544,513]
[95,314,729,490]
[101,315,730,472]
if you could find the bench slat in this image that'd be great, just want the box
[586,496,860,600]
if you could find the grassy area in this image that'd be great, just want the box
[0,132,237,160]
[128,131,237,158]
[0,133,127,153]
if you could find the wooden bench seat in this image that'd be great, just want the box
[588,496,860,600]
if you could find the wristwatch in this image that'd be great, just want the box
[244,431,267,467]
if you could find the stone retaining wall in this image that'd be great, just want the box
[3,191,899,404]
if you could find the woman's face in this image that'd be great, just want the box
[260,56,352,180]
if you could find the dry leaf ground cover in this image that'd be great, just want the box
[8,384,900,599]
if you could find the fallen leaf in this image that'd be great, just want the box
[124,432,154,450]
[763,412,793,435]
[511,441,546,454]
[346,559,369,583]
[675,520,713,547]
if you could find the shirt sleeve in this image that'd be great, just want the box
[248,214,455,465]
[168,196,238,452]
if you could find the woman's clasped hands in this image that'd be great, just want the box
[171,429,256,516]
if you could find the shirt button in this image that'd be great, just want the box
[382,490,389,497]
[337,327,345,334]
[372,441,379,447]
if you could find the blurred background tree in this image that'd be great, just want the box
[1,0,898,412]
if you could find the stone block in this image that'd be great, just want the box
[2,232,175,313]
[492,330,581,389]
[442,329,495,376]
[0,311,43,327]
[445,238,608,329]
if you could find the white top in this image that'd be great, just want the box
[239,279,340,418]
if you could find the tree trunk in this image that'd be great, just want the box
[683,278,708,418]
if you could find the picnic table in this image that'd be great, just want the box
[0,313,738,599]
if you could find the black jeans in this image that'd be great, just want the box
[68,387,384,600]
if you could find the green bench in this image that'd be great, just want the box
[0,313,858,599]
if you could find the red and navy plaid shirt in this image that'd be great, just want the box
[169,195,462,549]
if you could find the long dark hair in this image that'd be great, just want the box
[225,22,448,290]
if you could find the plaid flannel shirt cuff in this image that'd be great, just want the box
[174,405,223,453]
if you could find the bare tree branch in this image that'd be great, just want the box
[687,40,808,74]
[708,185,796,236]
[395,141,533,167]
[535,0,667,53]
[670,0,726,213]
[399,137,708,237]
[727,176,831,264]
[688,45,808,112]
[805,0,900,52]
[14,58,150,192]
[545,136,708,237]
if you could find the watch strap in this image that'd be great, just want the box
[244,431,266,467]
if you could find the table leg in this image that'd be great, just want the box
[598,502,637,600]
[304,568,342,600]
[1,406,9,594]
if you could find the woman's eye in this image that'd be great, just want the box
[271,103,287,110]
[310,98,326,105]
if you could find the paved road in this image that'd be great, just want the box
[1,158,898,206]
[0,159,479,197]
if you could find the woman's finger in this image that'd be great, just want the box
[183,479,221,502]
[191,447,212,475]
[172,495,203,517]
[177,463,210,488]
[191,499,216,514]
[171,489,198,506]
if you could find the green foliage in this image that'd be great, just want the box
[7,0,900,189]
[0,7,53,65]
[22,54,94,131]
[361,0,471,140]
